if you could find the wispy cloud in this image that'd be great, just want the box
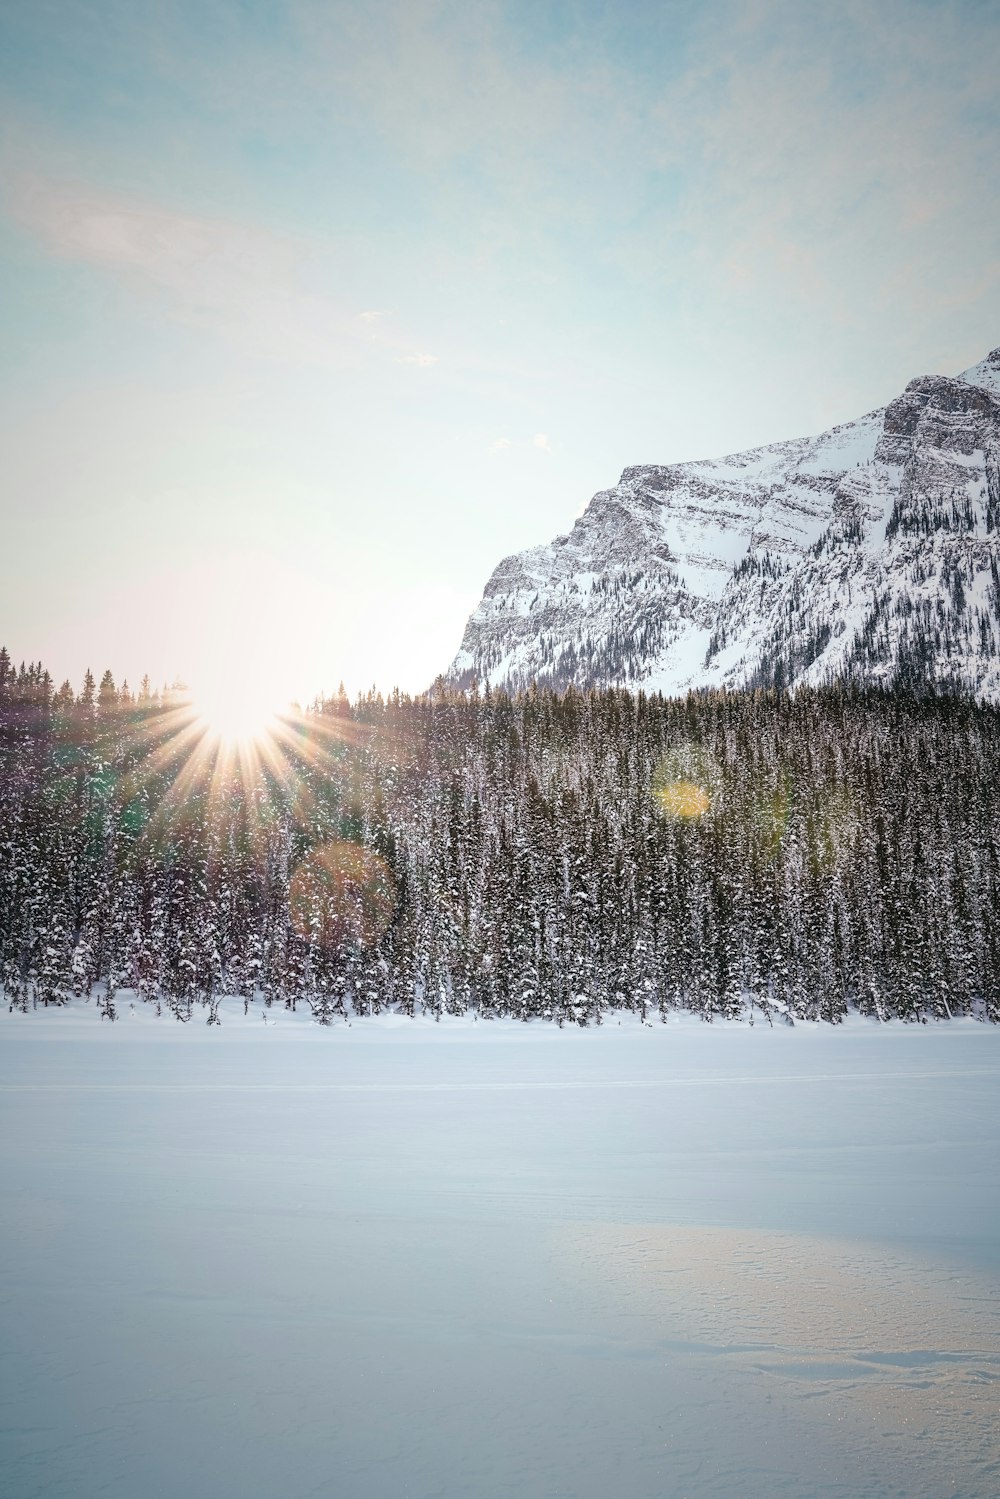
[289,0,638,223]
[395,352,439,367]
[1,167,368,366]
[639,0,1000,361]
[9,0,995,397]
[532,432,552,453]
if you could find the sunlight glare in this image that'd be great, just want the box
[180,557,309,746]
[192,673,284,745]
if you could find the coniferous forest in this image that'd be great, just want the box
[2,645,999,1025]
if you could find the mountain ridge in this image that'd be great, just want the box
[446,347,1000,699]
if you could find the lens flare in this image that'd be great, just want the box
[655,780,712,818]
[753,778,794,861]
[652,742,722,820]
[807,787,859,873]
[289,841,396,950]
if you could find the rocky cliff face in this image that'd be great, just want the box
[446,348,1000,698]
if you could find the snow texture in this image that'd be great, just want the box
[2,1004,999,1499]
[447,348,1000,699]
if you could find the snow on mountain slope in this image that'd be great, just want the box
[446,348,1000,699]
[959,345,1000,397]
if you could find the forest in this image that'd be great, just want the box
[2,645,998,1024]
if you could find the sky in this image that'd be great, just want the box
[1,0,999,704]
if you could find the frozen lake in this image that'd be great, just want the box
[2,1004,999,1498]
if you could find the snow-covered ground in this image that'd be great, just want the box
[2,1003,999,1498]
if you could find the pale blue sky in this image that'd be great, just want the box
[2,0,998,700]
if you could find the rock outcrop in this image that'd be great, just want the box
[446,349,1000,699]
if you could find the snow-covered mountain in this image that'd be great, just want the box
[446,347,1000,698]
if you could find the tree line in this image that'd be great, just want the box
[2,645,998,1024]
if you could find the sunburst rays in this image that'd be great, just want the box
[94,688,404,952]
[106,690,367,856]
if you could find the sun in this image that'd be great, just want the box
[190,674,285,746]
[175,561,318,749]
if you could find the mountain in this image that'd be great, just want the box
[446,347,1000,698]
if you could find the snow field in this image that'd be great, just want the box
[2,1010,999,1498]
